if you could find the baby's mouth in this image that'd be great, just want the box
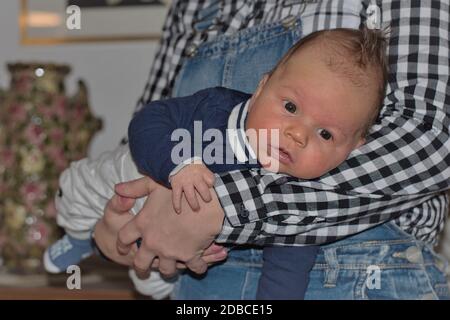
[269,145,292,165]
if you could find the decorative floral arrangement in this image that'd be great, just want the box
[0,63,102,273]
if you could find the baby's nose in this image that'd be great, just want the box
[286,127,308,147]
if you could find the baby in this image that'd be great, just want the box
[44,26,387,300]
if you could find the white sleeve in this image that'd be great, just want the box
[56,144,143,239]
[56,144,174,297]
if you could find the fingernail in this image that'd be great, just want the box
[215,250,227,258]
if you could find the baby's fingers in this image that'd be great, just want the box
[172,185,182,214]
[203,171,215,187]
[195,180,212,203]
[184,185,200,211]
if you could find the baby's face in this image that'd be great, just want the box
[246,45,374,179]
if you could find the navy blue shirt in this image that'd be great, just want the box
[128,87,259,187]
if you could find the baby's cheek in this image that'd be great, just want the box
[306,151,332,177]
[322,151,349,174]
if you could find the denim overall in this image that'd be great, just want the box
[170,9,449,300]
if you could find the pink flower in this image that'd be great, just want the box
[24,124,46,146]
[20,181,47,207]
[8,103,28,123]
[36,103,55,121]
[72,103,88,121]
[13,73,34,93]
[45,145,68,170]
[26,221,50,247]
[53,96,67,119]
[0,148,15,169]
[48,127,65,143]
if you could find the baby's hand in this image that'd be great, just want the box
[170,163,215,213]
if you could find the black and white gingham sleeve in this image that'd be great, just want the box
[135,0,200,109]
[214,0,450,246]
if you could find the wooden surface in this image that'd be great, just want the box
[0,255,151,300]
[0,287,135,300]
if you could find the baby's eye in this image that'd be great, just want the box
[283,101,297,114]
[318,129,332,141]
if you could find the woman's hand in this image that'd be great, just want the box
[115,176,225,277]
[95,178,227,275]
[93,193,137,266]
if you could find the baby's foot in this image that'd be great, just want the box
[43,234,94,273]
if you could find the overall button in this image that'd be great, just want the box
[239,203,249,218]
[405,246,423,264]
[281,15,297,29]
[184,43,198,57]
[392,246,424,264]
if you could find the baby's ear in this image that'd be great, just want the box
[250,74,269,105]
[256,74,270,95]
[258,74,269,90]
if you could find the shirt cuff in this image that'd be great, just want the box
[168,156,203,182]
[213,170,267,231]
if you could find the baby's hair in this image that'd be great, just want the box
[269,25,389,136]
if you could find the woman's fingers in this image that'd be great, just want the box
[202,249,228,264]
[115,176,158,199]
[176,262,187,269]
[202,243,228,264]
[105,193,135,219]
[203,243,225,256]
[185,256,208,274]
[158,258,177,278]
[133,245,156,279]
[117,219,141,255]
